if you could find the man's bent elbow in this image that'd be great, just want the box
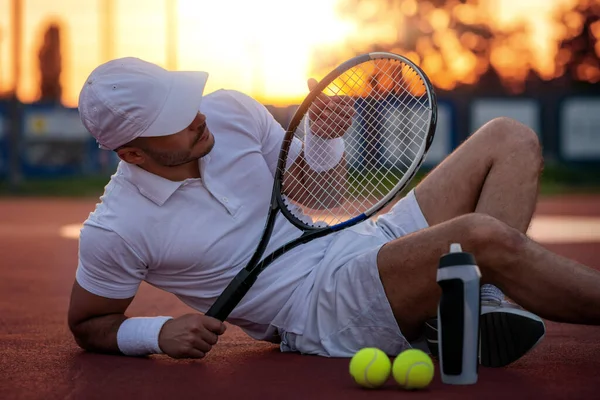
[67,314,126,355]
[69,322,99,353]
[71,331,90,351]
[69,322,92,351]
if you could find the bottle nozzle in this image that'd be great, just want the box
[450,243,462,253]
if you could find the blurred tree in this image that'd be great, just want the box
[326,0,516,94]
[556,0,600,89]
[329,0,600,95]
[37,23,62,103]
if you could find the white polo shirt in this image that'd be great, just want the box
[76,89,333,341]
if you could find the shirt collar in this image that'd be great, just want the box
[118,161,190,206]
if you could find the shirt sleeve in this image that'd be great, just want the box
[226,90,302,176]
[76,223,148,299]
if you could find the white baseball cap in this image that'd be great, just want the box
[78,57,208,150]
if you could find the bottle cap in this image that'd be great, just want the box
[450,243,462,253]
[439,243,477,268]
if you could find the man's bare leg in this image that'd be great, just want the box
[410,117,544,335]
[376,213,600,339]
[413,117,543,312]
[414,116,542,235]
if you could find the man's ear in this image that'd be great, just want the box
[116,146,146,164]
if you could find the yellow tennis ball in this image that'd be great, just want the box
[392,349,434,390]
[349,347,392,388]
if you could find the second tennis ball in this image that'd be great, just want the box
[392,349,434,390]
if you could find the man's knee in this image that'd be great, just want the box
[455,213,526,257]
[482,117,542,162]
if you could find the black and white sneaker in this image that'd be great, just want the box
[424,300,546,368]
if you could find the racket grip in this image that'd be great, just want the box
[205,269,255,321]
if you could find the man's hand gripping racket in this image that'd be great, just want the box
[206,52,438,321]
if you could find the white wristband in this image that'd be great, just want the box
[304,121,345,172]
[117,316,172,356]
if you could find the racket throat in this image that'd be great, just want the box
[206,269,256,320]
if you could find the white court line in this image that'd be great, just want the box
[527,216,600,244]
[59,224,82,239]
[1,216,600,244]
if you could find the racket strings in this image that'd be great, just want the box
[284,69,426,220]
[320,62,430,170]
[310,67,428,183]
[281,58,433,227]
[306,66,427,181]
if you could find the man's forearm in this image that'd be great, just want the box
[304,158,348,209]
[284,153,348,210]
[71,313,127,354]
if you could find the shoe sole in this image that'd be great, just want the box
[479,308,546,367]
[424,309,546,368]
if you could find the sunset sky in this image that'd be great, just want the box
[0,0,593,107]
[0,0,356,107]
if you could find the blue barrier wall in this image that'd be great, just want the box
[470,98,542,138]
[19,103,100,177]
[423,100,455,167]
[0,97,598,180]
[559,97,600,163]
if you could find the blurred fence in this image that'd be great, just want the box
[0,96,599,181]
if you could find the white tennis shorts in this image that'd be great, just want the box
[279,189,430,357]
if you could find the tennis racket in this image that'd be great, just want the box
[206,51,437,321]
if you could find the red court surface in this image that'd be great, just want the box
[1,195,600,399]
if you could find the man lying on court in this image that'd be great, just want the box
[68,57,600,367]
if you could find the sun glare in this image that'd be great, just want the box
[488,0,575,80]
[177,0,355,106]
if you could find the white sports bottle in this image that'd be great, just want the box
[436,243,481,385]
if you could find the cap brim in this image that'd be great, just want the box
[140,70,208,138]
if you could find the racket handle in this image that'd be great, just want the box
[205,269,255,321]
